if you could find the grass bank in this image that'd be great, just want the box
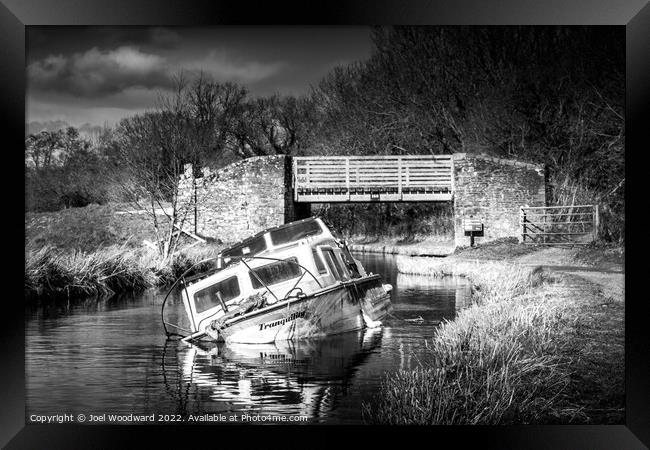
[364,254,624,424]
[347,236,543,258]
[25,203,226,302]
[452,237,541,260]
[349,238,455,256]
[25,244,223,302]
[26,203,161,251]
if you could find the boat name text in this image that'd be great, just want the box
[259,311,307,330]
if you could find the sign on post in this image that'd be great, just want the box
[463,217,484,247]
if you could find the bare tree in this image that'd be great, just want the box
[115,73,247,260]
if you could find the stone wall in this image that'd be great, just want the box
[452,153,546,247]
[178,155,310,243]
[179,153,545,247]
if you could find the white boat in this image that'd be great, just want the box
[162,217,392,344]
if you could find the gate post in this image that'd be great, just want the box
[519,207,526,243]
[593,204,600,242]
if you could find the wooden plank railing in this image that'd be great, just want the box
[293,155,453,202]
[520,205,599,245]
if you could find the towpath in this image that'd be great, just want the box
[450,245,624,303]
[513,247,624,303]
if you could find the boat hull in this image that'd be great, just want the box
[207,275,391,344]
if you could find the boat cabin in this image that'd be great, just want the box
[179,218,365,334]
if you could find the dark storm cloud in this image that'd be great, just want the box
[27,27,183,61]
[148,28,182,49]
[27,46,174,97]
[26,27,372,125]
[27,44,289,97]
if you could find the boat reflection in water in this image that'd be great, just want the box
[162,327,384,422]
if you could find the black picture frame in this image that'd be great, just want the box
[4,0,648,448]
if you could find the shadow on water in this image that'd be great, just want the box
[25,252,471,424]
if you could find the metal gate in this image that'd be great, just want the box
[520,205,599,245]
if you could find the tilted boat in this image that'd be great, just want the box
[162,217,392,344]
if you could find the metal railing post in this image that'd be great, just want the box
[593,204,600,242]
[450,155,455,197]
[345,157,350,201]
[292,157,298,201]
[397,157,403,200]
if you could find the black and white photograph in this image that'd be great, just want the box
[8,1,645,441]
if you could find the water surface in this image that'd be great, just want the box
[26,252,471,424]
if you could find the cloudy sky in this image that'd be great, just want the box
[26,27,372,128]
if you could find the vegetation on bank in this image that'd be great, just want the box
[364,257,624,424]
[349,241,455,257]
[24,244,223,302]
[346,236,545,258]
[25,203,224,302]
[452,237,541,260]
[573,241,625,268]
[26,203,160,251]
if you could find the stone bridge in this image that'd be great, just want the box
[179,154,546,248]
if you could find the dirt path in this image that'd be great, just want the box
[452,245,625,303]
[514,247,625,303]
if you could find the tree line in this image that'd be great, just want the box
[25,26,625,247]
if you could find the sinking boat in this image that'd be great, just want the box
[162,217,392,344]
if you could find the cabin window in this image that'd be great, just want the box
[221,236,267,261]
[194,276,241,314]
[321,248,348,281]
[270,220,322,246]
[334,253,351,281]
[249,257,302,289]
[312,248,327,274]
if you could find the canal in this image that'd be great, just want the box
[25,252,471,424]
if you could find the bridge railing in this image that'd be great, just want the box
[293,155,453,202]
